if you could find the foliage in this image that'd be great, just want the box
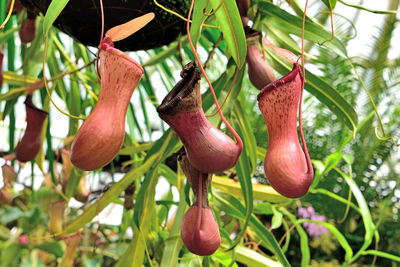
[0,0,399,266]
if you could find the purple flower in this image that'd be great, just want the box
[298,207,309,218]
[298,206,315,219]
[298,206,328,238]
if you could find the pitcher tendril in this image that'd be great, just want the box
[0,0,15,29]
[186,0,243,151]
[43,36,87,120]
[319,9,335,46]
[153,0,218,29]
[348,59,399,145]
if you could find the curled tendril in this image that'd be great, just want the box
[318,9,334,46]
[347,60,400,145]
[42,36,87,120]
[338,0,398,14]
[316,10,358,40]
[375,127,399,146]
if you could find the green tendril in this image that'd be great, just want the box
[348,59,398,146]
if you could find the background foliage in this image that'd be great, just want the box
[0,0,399,266]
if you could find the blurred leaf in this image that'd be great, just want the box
[117,167,159,267]
[0,225,10,240]
[3,71,39,86]
[271,208,283,229]
[212,250,239,267]
[65,167,84,198]
[34,241,64,257]
[0,86,25,102]
[361,250,400,262]
[321,0,338,9]
[230,125,253,249]
[253,202,274,215]
[233,100,257,173]
[0,243,27,267]
[142,37,187,67]
[118,142,154,156]
[337,169,375,262]
[323,152,343,175]
[159,164,178,186]
[160,167,186,267]
[63,154,158,235]
[0,27,18,43]
[0,207,24,224]
[342,154,354,166]
[221,244,283,267]
[212,176,287,203]
[309,188,360,212]
[281,208,310,267]
[297,219,353,262]
[214,191,290,266]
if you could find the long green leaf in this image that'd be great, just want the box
[361,250,400,262]
[160,167,187,267]
[43,0,69,36]
[229,99,256,250]
[229,132,253,249]
[189,0,210,45]
[259,1,348,57]
[309,188,360,212]
[234,98,257,173]
[250,215,290,267]
[297,219,353,262]
[281,208,310,267]
[0,27,18,43]
[116,167,159,267]
[221,244,283,267]
[212,176,288,203]
[337,169,375,262]
[210,0,246,68]
[214,191,290,266]
[63,154,158,235]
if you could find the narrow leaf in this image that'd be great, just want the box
[212,176,287,203]
[160,167,187,267]
[209,0,246,68]
[259,1,347,57]
[297,219,353,262]
[63,154,158,235]
[43,0,69,36]
[221,244,283,267]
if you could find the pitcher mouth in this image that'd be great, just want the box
[25,95,48,116]
[100,38,144,75]
[157,61,201,115]
[257,63,301,101]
